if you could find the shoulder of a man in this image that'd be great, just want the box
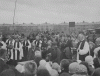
[0,68,15,76]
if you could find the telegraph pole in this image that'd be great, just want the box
[13,0,17,33]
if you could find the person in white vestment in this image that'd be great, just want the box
[10,36,23,66]
[22,37,31,61]
[32,36,42,51]
[77,33,90,61]
[6,36,15,64]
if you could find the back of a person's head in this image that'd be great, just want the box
[35,51,41,57]
[24,61,37,75]
[39,59,46,66]
[60,59,70,72]
[92,68,100,76]
[37,68,51,76]
[69,62,79,74]
[85,56,93,65]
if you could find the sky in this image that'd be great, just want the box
[0,0,100,24]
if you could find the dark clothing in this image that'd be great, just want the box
[88,65,95,75]
[50,47,61,64]
[42,50,47,59]
[77,40,85,50]
[60,42,66,51]
[63,47,72,59]
[66,40,73,48]
[27,48,35,60]
[79,52,89,61]
[60,72,71,76]
[0,59,9,74]
[23,40,29,61]
[6,59,18,66]
[80,61,94,75]
[34,57,42,67]
[93,58,100,69]
[61,40,72,60]
[0,68,24,76]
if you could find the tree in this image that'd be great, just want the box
[23,23,25,24]
[31,23,33,24]
[83,21,85,23]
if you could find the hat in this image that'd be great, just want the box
[52,63,61,72]
[35,51,41,57]
[69,62,79,74]
[24,61,37,75]
[45,62,52,74]
[76,64,87,75]
[85,56,93,65]
[39,60,46,66]
[37,68,50,76]
[50,69,59,76]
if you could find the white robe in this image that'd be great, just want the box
[22,40,31,51]
[11,41,23,60]
[32,40,42,49]
[77,41,90,60]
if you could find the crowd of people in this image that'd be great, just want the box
[0,31,100,76]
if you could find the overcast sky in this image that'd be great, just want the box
[0,0,100,24]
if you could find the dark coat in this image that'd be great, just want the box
[60,72,71,76]
[27,48,35,61]
[34,57,42,67]
[50,47,61,64]
[93,58,100,69]
[0,68,24,76]
[63,47,72,59]
[0,59,9,74]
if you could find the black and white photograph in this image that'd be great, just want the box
[0,0,100,76]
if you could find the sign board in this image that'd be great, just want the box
[69,22,75,27]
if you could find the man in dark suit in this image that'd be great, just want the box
[0,49,9,74]
[50,42,61,64]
